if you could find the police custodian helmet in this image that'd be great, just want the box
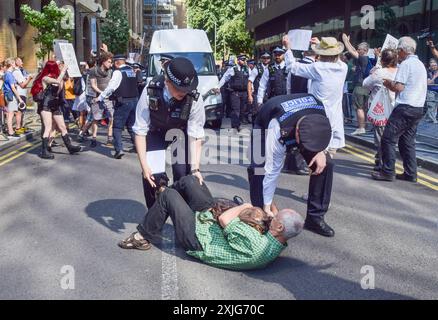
[164,57,199,93]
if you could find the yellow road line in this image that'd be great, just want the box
[0,143,41,167]
[342,147,438,191]
[0,143,34,161]
[345,144,438,184]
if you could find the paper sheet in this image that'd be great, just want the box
[146,150,166,174]
[288,29,313,51]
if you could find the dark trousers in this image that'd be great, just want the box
[247,126,334,221]
[62,99,79,122]
[230,91,247,128]
[142,129,191,209]
[283,150,308,173]
[113,99,138,153]
[137,187,203,251]
[381,104,424,178]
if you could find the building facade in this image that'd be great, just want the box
[246,0,438,59]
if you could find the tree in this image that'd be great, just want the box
[373,2,397,47]
[100,0,130,54]
[186,0,253,60]
[21,0,73,60]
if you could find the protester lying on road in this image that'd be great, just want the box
[118,175,304,271]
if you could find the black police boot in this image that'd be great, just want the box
[114,151,125,159]
[40,138,55,160]
[304,218,335,237]
[62,134,82,155]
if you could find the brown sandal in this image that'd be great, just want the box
[118,232,152,251]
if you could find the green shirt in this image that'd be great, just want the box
[187,211,286,270]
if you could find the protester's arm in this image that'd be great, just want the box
[263,119,286,216]
[427,40,438,59]
[9,81,23,103]
[43,65,68,87]
[13,70,32,89]
[218,203,253,228]
[342,33,359,59]
[247,68,257,104]
[187,97,206,185]
[97,70,122,101]
[257,68,269,105]
[90,78,102,95]
[383,65,406,93]
[286,71,292,94]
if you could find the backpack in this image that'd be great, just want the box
[73,77,84,96]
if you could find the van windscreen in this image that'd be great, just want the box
[149,53,216,77]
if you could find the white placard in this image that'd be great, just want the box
[288,29,313,51]
[53,39,68,61]
[146,150,166,174]
[58,42,81,78]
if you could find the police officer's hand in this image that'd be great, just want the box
[308,151,327,176]
[263,205,275,218]
[143,166,156,188]
[248,95,254,105]
[192,171,204,186]
[213,88,220,95]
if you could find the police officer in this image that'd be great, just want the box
[247,94,335,237]
[283,48,318,176]
[133,57,206,209]
[97,54,139,159]
[216,54,250,131]
[257,47,288,107]
[248,52,271,121]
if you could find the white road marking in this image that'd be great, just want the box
[161,224,178,300]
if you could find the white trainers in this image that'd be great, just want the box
[351,128,366,136]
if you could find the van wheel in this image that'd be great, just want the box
[210,119,222,130]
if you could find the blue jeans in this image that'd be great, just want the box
[113,99,138,153]
[381,104,424,178]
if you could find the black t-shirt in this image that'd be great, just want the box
[353,55,369,86]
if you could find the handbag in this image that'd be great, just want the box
[0,87,6,107]
[367,87,393,126]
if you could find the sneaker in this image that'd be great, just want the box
[351,128,366,136]
[15,128,26,135]
[396,173,417,183]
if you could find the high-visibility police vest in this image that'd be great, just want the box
[267,64,288,98]
[147,75,199,131]
[229,66,249,92]
[255,94,327,151]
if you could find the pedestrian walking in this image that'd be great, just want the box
[95,54,138,159]
[372,37,428,183]
[424,58,438,123]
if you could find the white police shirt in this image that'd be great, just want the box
[217,65,247,89]
[133,85,206,139]
[257,61,286,104]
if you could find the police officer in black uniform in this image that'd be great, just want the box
[133,57,206,209]
[256,47,288,107]
[248,52,271,121]
[247,94,335,237]
[216,54,249,131]
[97,54,139,159]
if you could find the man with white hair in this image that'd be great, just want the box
[118,175,304,270]
[343,35,375,135]
[372,37,427,183]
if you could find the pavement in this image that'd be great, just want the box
[0,118,437,300]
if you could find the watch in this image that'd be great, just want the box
[191,169,200,174]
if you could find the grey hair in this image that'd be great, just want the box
[358,42,369,51]
[398,37,417,54]
[277,209,304,239]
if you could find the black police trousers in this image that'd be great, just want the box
[247,125,334,222]
[142,129,191,209]
[230,91,248,128]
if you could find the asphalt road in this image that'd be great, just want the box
[0,122,437,300]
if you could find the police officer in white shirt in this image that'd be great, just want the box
[248,52,271,119]
[133,57,206,208]
[96,54,139,159]
[257,47,288,107]
[247,93,335,237]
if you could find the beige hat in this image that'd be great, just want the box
[311,37,345,56]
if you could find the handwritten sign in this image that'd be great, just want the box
[57,42,81,78]
[288,29,313,51]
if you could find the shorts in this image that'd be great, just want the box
[352,86,369,110]
[91,99,114,121]
[7,96,18,112]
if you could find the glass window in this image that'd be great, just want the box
[148,52,216,77]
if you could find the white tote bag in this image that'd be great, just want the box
[367,87,393,126]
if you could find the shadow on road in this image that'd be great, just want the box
[245,256,413,300]
[85,199,146,234]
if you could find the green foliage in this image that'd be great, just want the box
[21,0,73,60]
[186,0,254,60]
[100,0,130,54]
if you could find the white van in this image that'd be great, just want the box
[147,29,223,129]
